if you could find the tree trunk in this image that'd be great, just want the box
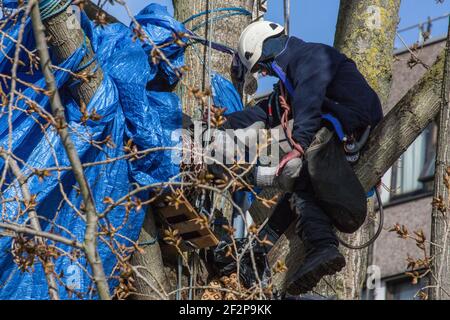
[430,19,450,301]
[168,0,258,299]
[334,0,400,108]
[173,0,255,118]
[43,0,103,106]
[130,208,171,300]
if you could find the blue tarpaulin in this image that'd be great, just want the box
[0,3,244,300]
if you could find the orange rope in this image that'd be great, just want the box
[278,83,304,155]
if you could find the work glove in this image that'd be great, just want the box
[275,149,303,177]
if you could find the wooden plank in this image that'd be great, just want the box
[155,196,220,250]
[186,234,219,250]
[172,219,207,235]
[157,203,197,220]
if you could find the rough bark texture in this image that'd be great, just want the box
[430,21,450,301]
[334,0,400,107]
[130,209,171,300]
[43,1,103,106]
[269,47,445,297]
[173,0,255,118]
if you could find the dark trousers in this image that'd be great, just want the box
[267,162,338,247]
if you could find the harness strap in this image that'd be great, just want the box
[271,61,295,96]
[321,113,346,142]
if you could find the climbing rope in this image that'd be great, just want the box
[67,34,98,89]
[39,0,73,21]
[191,12,251,32]
[182,7,252,25]
[183,7,252,56]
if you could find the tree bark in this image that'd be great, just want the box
[173,0,255,118]
[334,0,400,108]
[430,19,450,301]
[130,209,171,300]
[83,1,119,24]
[43,0,103,106]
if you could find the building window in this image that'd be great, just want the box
[362,276,426,300]
[385,277,425,300]
[389,123,436,200]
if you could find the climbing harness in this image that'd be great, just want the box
[322,113,371,164]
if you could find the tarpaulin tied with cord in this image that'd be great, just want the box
[0,3,243,299]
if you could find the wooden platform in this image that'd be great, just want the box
[157,201,219,251]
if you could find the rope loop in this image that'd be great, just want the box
[39,0,73,21]
[182,7,252,25]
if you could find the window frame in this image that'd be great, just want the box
[388,122,436,202]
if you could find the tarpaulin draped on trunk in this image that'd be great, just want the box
[0,2,244,300]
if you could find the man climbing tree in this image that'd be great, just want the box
[210,19,383,294]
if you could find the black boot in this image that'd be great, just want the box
[286,242,346,295]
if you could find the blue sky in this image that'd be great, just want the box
[105,0,449,92]
[106,0,449,46]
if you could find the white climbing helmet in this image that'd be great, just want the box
[238,21,285,73]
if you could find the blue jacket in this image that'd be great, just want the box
[225,37,383,149]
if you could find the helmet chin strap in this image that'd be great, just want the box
[244,73,258,96]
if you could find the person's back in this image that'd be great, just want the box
[272,36,383,143]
